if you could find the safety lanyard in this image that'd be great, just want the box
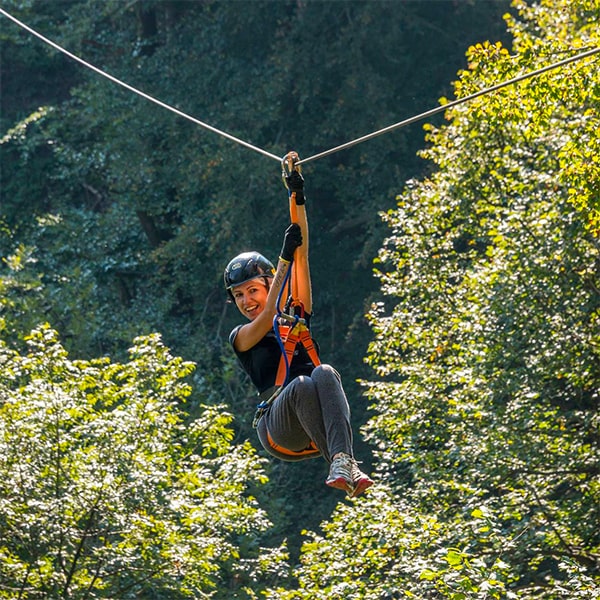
[252,153,321,426]
[273,152,321,387]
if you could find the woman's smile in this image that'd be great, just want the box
[232,279,269,321]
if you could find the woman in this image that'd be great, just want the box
[224,161,373,497]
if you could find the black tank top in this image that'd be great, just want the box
[229,320,319,393]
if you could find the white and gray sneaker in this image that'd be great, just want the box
[326,453,373,497]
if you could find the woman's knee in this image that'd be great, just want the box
[286,375,318,404]
[312,364,342,385]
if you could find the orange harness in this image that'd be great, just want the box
[266,429,320,457]
[262,306,321,455]
[254,152,321,460]
[274,309,321,387]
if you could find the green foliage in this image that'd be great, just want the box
[268,486,519,599]
[11,1,598,597]
[1,0,512,560]
[266,1,600,598]
[0,327,287,598]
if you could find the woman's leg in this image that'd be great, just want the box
[309,365,354,460]
[262,364,353,463]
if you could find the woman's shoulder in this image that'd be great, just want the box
[229,324,276,350]
[228,324,244,346]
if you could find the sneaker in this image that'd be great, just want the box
[325,453,354,494]
[326,453,373,497]
[349,461,374,498]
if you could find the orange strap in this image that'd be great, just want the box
[287,154,300,295]
[274,320,321,387]
[266,428,319,457]
[275,151,320,382]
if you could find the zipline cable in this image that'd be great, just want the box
[296,46,600,166]
[0,7,282,163]
[2,7,598,167]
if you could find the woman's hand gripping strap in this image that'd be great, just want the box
[282,151,305,216]
[281,151,306,310]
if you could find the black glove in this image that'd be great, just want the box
[285,171,305,205]
[280,223,302,262]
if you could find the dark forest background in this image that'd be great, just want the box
[1,0,511,545]
[1,1,598,598]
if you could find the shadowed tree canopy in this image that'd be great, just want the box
[265,1,600,598]
[1,0,511,552]
[5,1,597,598]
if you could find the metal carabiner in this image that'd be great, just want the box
[281,150,301,189]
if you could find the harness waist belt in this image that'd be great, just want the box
[266,428,319,457]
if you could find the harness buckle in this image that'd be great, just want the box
[252,385,282,428]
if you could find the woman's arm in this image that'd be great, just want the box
[285,167,313,315]
[291,201,312,314]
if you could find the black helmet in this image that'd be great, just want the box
[224,252,275,297]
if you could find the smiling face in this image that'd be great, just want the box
[231,277,269,321]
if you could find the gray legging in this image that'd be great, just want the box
[256,364,354,463]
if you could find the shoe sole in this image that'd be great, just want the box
[350,476,374,498]
[326,476,353,494]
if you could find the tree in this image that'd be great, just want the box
[1,0,512,553]
[0,0,511,363]
[266,0,600,597]
[0,326,288,598]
